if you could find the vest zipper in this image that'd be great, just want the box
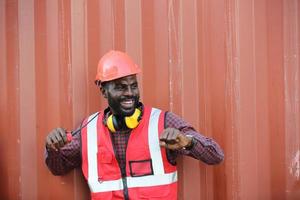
[122,134,130,200]
[121,173,129,200]
[110,133,130,200]
[109,129,131,200]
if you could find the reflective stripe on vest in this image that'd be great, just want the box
[86,108,177,193]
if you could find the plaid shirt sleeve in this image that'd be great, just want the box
[165,112,224,165]
[45,131,81,175]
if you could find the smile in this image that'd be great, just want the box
[120,99,134,109]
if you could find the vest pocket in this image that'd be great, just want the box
[98,150,113,163]
[129,159,153,177]
[97,147,120,180]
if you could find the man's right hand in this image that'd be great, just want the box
[45,128,68,151]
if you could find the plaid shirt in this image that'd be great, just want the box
[45,111,224,175]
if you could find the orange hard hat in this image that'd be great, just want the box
[95,50,141,83]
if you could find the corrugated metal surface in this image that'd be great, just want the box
[0,0,299,199]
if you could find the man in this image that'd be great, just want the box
[45,50,224,200]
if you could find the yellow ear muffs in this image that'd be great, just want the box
[125,108,141,129]
[107,114,116,133]
[106,108,141,132]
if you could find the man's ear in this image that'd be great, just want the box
[100,86,108,98]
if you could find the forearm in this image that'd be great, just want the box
[45,133,81,175]
[165,112,224,165]
[180,129,224,164]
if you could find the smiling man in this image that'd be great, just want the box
[45,50,224,200]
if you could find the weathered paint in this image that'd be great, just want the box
[0,0,299,199]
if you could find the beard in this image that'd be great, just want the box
[107,93,140,117]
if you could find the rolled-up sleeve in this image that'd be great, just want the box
[165,112,224,165]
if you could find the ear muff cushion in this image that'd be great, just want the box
[107,114,116,132]
[125,108,141,129]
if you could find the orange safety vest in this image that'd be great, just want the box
[81,106,178,200]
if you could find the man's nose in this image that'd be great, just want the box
[124,86,133,96]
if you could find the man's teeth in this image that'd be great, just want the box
[122,100,133,105]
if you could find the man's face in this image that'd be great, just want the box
[101,75,140,116]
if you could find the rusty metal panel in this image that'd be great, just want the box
[0,0,299,199]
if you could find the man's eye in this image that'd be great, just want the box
[131,83,138,89]
[115,85,125,90]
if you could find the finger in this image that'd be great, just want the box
[54,132,65,148]
[165,143,181,150]
[47,135,58,151]
[55,128,69,147]
[168,128,178,141]
[57,128,68,144]
[47,131,61,150]
[165,139,177,145]
[160,141,177,149]
[46,136,55,150]
[159,129,170,141]
[50,134,60,149]
[164,128,179,144]
[159,141,166,147]
[51,143,58,151]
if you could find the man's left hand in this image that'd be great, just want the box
[159,128,192,150]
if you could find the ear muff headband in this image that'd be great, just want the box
[106,108,141,132]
